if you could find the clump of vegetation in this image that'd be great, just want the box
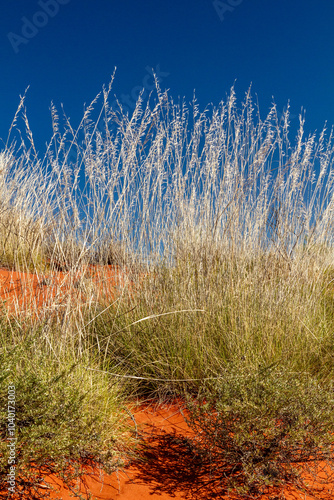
[0,76,334,497]
[0,319,133,499]
[184,365,334,497]
[0,150,51,272]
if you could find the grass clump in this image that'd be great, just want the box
[0,151,51,272]
[0,320,133,499]
[96,243,334,397]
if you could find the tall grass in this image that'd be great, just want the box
[0,76,334,497]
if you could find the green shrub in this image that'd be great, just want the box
[0,330,132,498]
[184,364,334,497]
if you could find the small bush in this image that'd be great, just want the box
[184,364,334,497]
[0,329,132,498]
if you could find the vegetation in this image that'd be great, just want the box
[0,76,333,498]
[0,328,132,498]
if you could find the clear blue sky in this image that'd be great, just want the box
[1,0,334,154]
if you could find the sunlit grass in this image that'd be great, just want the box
[0,77,333,496]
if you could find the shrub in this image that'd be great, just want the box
[184,364,334,497]
[0,325,133,499]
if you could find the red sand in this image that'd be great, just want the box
[0,264,141,317]
[0,266,333,499]
[45,401,196,500]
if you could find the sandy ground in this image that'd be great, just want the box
[0,264,140,317]
[0,266,333,500]
[38,400,334,500]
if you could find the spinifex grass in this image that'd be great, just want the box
[94,244,334,391]
[1,77,334,496]
[0,151,52,272]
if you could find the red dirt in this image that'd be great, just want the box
[0,264,141,317]
[44,401,196,500]
[0,266,333,499]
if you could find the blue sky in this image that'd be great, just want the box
[1,0,334,154]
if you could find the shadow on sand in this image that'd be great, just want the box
[131,429,334,500]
